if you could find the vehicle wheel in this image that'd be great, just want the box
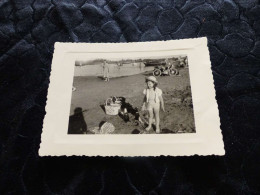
[153,69,161,76]
[170,69,179,76]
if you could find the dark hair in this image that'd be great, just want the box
[153,83,158,90]
[146,80,157,90]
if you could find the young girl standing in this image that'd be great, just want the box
[142,76,165,133]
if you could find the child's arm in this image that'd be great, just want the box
[159,95,165,112]
[142,95,146,111]
[141,89,147,111]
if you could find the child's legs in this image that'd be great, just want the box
[153,103,160,130]
[147,108,154,128]
[146,103,154,129]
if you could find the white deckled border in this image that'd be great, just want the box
[39,37,225,157]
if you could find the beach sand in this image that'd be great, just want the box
[68,69,195,134]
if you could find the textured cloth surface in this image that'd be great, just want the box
[1,0,260,194]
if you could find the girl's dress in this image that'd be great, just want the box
[103,63,109,78]
[143,87,162,110]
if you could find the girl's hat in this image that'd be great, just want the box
[146,76,158,84]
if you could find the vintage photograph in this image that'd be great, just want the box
[68,56,196,135]
[40,38,225,156]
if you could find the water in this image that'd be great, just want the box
[74,63,154,77]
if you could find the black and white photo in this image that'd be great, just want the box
[39,38,225,156]
[68,56,195,135]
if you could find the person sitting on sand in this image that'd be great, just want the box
[142,76,165,133]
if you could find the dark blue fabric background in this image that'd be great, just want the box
[0,0,260,194]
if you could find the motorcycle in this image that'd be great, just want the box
[153,64,179,77]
